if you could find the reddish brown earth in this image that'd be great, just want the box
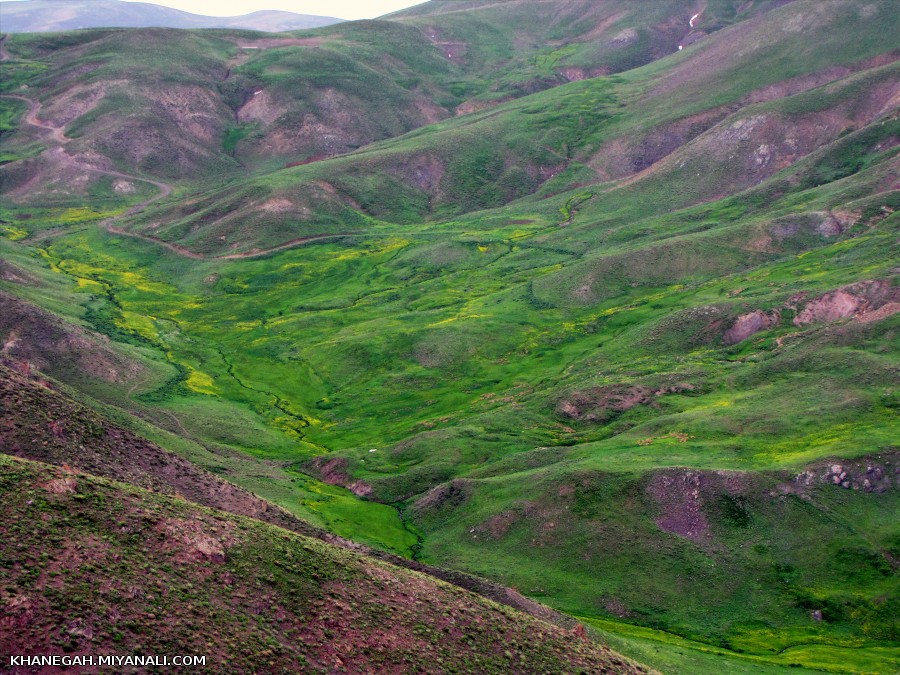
[742,51,900,105]
[722,309,781,345]
[646,470,711,543]
[556,382,696,422]
[0,293,144,384]
[0,362,329,532]
[714,279,899,346]
[792,279,900,326]
[306,455,374,497]
[0,456,652,674]
[413,479,475,514]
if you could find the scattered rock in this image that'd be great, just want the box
[413,479,473,514]
[793,454,897,493]
[474,511,520,540]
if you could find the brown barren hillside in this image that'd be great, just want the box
[0,453,651,674]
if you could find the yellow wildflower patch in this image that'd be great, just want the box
[185,368,217,395]
[1,225,28,241]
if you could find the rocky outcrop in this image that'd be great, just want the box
[792,279,900,326]
[722,309,780,345]
[793,455,897,493]
[306,455,374,497]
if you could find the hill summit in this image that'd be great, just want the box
[0,0,343,32]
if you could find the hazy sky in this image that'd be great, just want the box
[3,0,429,20]
[123,0,427,20]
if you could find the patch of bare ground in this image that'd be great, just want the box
[0,293,144,384]
[386,154,445,196]
[747,211,847,253]
[228,36,327,49]
[791,279,900,326]
[556,382,696,423]
[718,279,898,345]
[587,106,729,180]
[413,478,474,514]
[239,83,450,162]
[155,517,236,565]
[558,66,610,81]
[0,259,43,286]
[618,71,898,201]
[39,81,121,129]
[413,92,450,124]
[237,88,288,126]
[646,470,710,543]
[475,511,520,540]
[742,50,900,105]
[2,147,117,201]
[305,456,373,497]
[455,96,512,116]
[422,25,467,63]
[239,88,367,159]
[645,469,756,543]
[722,309,781,345]
[143,84,230,145]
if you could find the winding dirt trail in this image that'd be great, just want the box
[2,92,364,261]
[3,94,71,144]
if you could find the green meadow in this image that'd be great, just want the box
[1,0,898,671]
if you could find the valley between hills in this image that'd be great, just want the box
[0,1,898,672]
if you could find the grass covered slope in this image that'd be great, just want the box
[116,0,899,254]
[0,0,809,197]
[1,0,898,671]
[0,454,649,674]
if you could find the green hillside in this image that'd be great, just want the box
[1,0,898,672]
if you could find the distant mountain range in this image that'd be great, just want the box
[0,0,343,32]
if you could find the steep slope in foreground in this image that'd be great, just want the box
[0,454,650,674]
